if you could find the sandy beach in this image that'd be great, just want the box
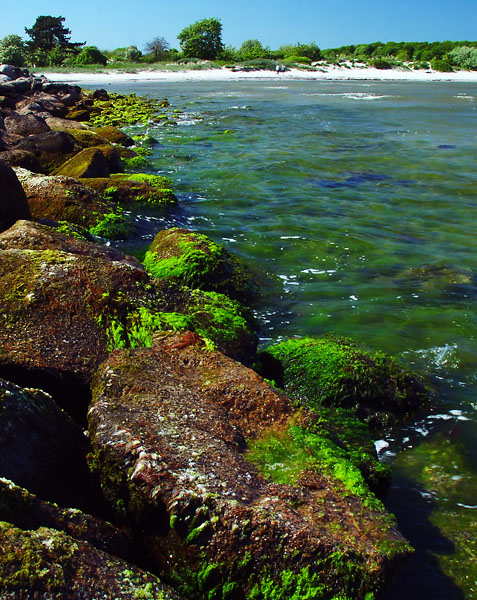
[42,64,477,85]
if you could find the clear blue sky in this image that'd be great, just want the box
[2,0,476,52]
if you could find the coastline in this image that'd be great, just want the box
[41,65,477,85]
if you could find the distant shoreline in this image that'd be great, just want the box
[41,65,477,85]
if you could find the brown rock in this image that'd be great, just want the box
[88,331,411,599]
[0,149,41,171]
[13,130,80,173]
[0,158,31,232]
[13,168,114,227]
[0,522,182,599]
[4,111,50,136]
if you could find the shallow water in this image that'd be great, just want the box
[92,79,476,598]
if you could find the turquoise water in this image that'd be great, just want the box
[93,79,476,598]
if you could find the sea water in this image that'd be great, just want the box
[91,78,476,599]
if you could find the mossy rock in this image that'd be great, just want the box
[93,125,134,147]
[0,221,257,408]
[52,147,112,178]
[65,108,91,121]
[81,176,177,207]
[89,93,163,128]
[0,521,182,599]
[144,227,260,304]
[261,336,430,431]
[62,128,109,148]
[88,331,411,600]
[13,167,114,228]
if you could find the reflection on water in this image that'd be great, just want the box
[92,79,477,598]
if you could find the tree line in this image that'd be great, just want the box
[1,15,476,71]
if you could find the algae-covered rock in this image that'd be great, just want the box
[13,168,115,228]
[261,336,430,431]
[0,159,31,232]
[52,146,111,178]
[93,125,134,147]
[62,128,109,148]
[81,173,177,206]
[0,221,257,405]
[144,227,260,304]
[0,378,93,508]
[0,478,134,562]
[13,130,80,173]
[88,331,411,600]
[0,521,182,599]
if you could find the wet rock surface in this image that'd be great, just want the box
[0,521,182,599]
[88,331,411,599]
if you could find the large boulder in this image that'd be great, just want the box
[0,65,29,80]
[88,331,411,600]
[0,159,31,232]
[93,125,134,147]
[144,227,260,304]
[14,168,114,227]
[81,173,177,207]
[0,521,182,599]
[3,112,51,136]
[0,221,257,408]
[13,130,80,173]
[260,336,430,431]
[0,379,95,508]
[53,146,112,178]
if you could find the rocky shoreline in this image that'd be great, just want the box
[0,64,431,599]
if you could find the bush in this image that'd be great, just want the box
[283,55,312,65]
[371,59,392,70]
[448,46,477,70]
[76,46,107,66]
[431,59,453,72]
[238,59,277,70]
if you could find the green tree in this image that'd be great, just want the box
[75,45,107,66]
[0,34,25,67]
[237,39,267,61]
[25,15,82,52]
[144,37,170,61]
[448,46,477,70]
[178,18,224,60]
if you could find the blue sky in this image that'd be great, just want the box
[2,0,476,52]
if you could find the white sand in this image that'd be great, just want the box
[42,64,477,85]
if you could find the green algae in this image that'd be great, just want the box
[89,207,133,240]
[120,173,174,189]
[55,221,90,241]
[89,93,164,128]
[263,336,429,430]
[143,228,258,303]
[124,155,150,170]
[247,420,385,511]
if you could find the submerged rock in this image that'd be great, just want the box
[261,336,430,431]
[88,331,411,600]
[0,521,182,599]
[144,227,260,304]
[0,221,257,407]
[0,159,31,232]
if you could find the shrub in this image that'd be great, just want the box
[371,59,392,70]
[283,55,312,64]
[76,46,107,66]
[0,34,25,67]
[238,59,277,70]
[448,46,477,70]
[431,59,453,72]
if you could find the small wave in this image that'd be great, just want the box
[454,94,474,101]
[301,92,393,100]
[402,343,460,369]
